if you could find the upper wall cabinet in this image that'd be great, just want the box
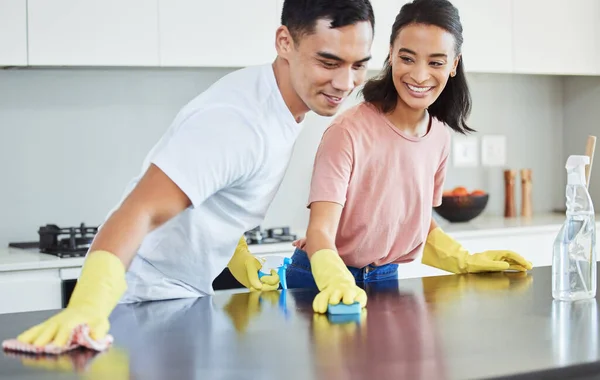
[27,0,159,66]
[369,1,408,71]
[159,0,279,67]
[513,0,599,75]
[0,0,27,66]
[452,0,513,73]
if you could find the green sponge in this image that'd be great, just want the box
[327,301,361,315]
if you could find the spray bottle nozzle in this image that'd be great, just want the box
[566,155,590,169]
[566,155,590,186]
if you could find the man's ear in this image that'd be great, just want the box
[275,25,295,59]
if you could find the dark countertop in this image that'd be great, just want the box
[2,264,600,380]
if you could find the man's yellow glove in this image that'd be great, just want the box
[310,249,367,313]
[422,227,533,274]
[227,236,280,291]
[222,290,280,334]
[19,347,129,379]
[17,250,127,347]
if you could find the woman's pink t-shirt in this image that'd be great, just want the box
[308,102,451,268]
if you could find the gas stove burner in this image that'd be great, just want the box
[8,222,99,258]
[38,223,98,258]
[244,226,297,245]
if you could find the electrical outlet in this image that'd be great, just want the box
[452,136,479,167]
[481,135,507,166]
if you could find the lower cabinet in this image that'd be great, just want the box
[0,269,62,314]
[453,228,561,268]
[397,227,564,279]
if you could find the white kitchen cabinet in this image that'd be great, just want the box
[513,0,599,75]
[369,0,408,71]
[0,269,61,314]
[27,0,159,66]
[0,0,27,66]
[397,226,565,280]
[159,0,279,67]
[397,259,449,279]
[452,0,513,73]
[457,228,560,268]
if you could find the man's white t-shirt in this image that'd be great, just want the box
[110,64,303,303]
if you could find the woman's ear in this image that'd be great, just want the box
[450,53,461,77]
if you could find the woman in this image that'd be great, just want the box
[287,0,532,313]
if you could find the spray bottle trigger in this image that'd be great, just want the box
[257,256,293,290]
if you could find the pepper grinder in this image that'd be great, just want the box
[520,169,533,217]
[504,169,517,217]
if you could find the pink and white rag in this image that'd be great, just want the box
[2,324,113,355]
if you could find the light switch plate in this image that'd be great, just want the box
[481,135,507,166]
[452,136,479,167]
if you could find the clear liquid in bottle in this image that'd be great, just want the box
[552,155,597,301]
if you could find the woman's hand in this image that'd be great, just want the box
[292,237,307,249]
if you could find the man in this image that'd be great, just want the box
[16,0,375,348]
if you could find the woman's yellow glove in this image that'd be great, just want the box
[17,250,127,347]
[227,236,280,291]
[310,249,367,313]
[422,227,533,274]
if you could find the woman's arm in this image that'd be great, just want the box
[298,123,366,313]
[429,216,439,234]
[304,201,344,259]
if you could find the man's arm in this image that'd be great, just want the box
[16,164,190,347]
[89,163,191,269]
[16,106,260,347]
[90,106,259,269]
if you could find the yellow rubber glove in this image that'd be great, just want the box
[310,249,367,313]
[227,236,280,291]
[222,290,280,334]
[17,250,127,347]
[421,271,533,305]
[422,227,533,274]
[19,346,129,379]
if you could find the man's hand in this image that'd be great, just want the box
[227,236,280,291]
[223,291,280,333]
[16,251,127,348]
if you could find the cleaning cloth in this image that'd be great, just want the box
[2,324,113,355]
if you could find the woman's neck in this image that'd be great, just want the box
[385,99,428,137]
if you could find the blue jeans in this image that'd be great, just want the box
[285,248,398,289]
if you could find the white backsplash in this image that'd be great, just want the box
[0,67,596,246]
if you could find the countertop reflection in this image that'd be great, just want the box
[2,265,600,380]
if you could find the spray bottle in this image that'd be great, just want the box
[552,155,597,301]
[257,255,292,290]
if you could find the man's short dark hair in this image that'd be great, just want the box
[281,0,375,42]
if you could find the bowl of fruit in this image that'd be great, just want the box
[433,186,489,223]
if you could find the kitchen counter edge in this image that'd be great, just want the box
[0,213,597,273]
